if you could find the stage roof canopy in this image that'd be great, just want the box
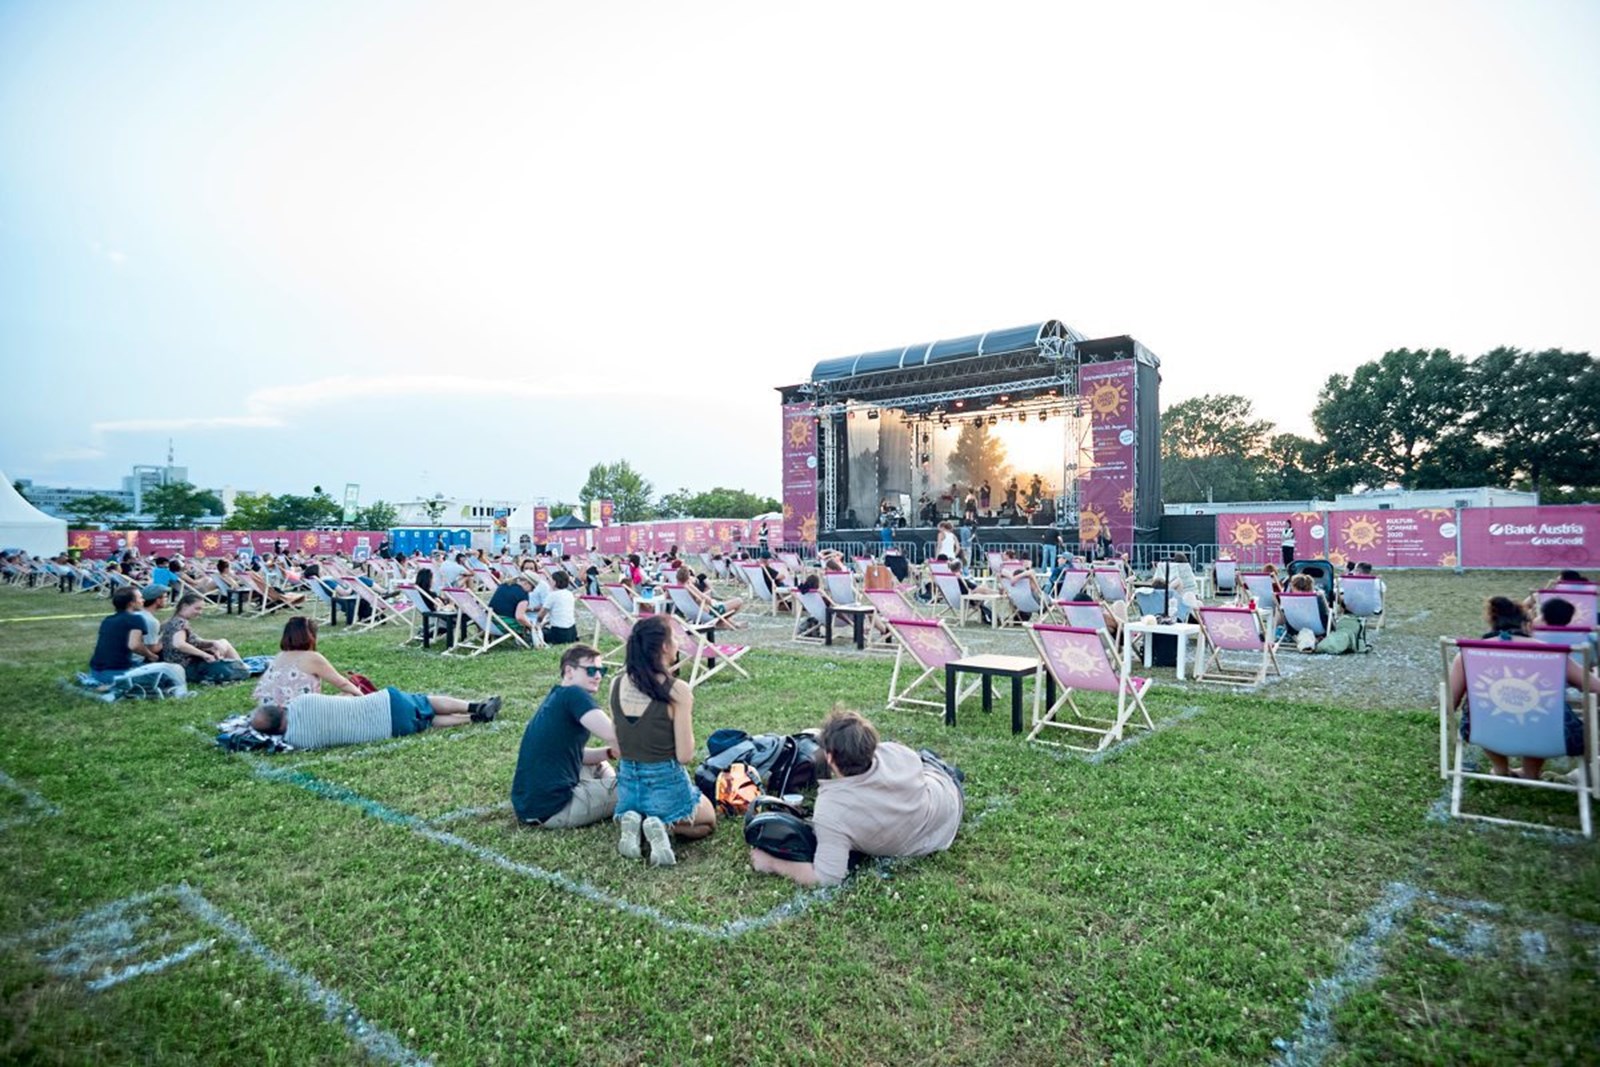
[810,321,1086,386]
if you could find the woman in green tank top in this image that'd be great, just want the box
[611,615,716,867]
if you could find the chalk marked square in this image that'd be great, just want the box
[0,768,61,831]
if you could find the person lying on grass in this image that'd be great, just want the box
[253,616,365,706]
[511,644,621,829]
[611,615,716,867]
[749,708,963,888]
[249,688,501,751]
[1444,595,1597,781]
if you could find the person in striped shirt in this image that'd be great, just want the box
[248,687,501,751]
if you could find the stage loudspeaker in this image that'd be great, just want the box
[1149,632,1180,668]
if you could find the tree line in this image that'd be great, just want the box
[578,460,779,523]
[1163,346,1600,503]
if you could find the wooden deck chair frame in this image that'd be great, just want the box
[441,586,531,657]
[344,579,413,634]
[881,617,981,716]
[1438,637,1594,837]
[664,614,749,688]
[1025,623,1155,752]
[792,590,829,645]
[1195,605,1281,686]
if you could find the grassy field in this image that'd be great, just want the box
[1,570,1598,1065]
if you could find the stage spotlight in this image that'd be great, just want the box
[867,409,880,420]
[1038,412,1048,422]
[987,415,998,425]
[999,394,1010,403]
[953,400,964,409]
[1018,412,1028,422]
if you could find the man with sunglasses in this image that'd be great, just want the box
[511,644,622,828]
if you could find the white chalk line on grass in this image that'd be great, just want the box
[1425,765,1589,844]
[255,759,1010,939]
[0,768,61,831]
[1270,882,1600,1067]
[3,883,430,1066]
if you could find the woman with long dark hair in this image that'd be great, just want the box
[609,615,714,866]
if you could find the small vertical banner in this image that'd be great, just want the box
[781,402,818,546]
[342,483,360,523]
[599,499,614,527]
[533,506,550,542]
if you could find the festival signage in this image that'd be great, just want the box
[599,500,615,527]
[1217,512,1328,566]
[1077,360,1137,546]
[67,530,388,559]
[1328,509,1457,568]
[781,403,819,547]
[532,506,549,542]
[1460,506,1600,569]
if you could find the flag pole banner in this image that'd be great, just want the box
[780,403,819,547]
[1077,360,1136,547]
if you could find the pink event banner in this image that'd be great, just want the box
[1217,512,1328,565]
[781,403,818,546]
[1327,509,1458,568]
[1460,506,1600,569]
[68,530,385,560]
[1077,360,1136,546]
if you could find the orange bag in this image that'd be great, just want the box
[715,762,763,816]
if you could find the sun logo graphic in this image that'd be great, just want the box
[1088,380,1129,418]
[715,525,728,541]
[1473,667,1559,725]
[71,533,92,549]
[1229,519,1264,548]
[1418,508,1453,521]
[1326,549,1348,568]
[782,502,795,522]
[787,417,813,449]
[1053,641,1099,677]
[800,514,818,544]
[301,533,319,550]
[1079,505,1108,541]
[1214,616,1251,642]
[1118,489,1135,514]
[1291,511,1322,524]
[1438,552,1458,567]
[1340,515,1382,550]
[202,534,221,550]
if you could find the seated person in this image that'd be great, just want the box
[511,645,620,828]
[254,616,364,705]
[158,594,245,680]
[672,564,744,626]
[1446,595,1597,781]
[539,570,581,645]
[438,553,469,589]
[487,573,541,643]
[1523,569,1591,615]
[250,687,503,750]
[87,587,188,696]
[749,709,963,887]
[1277,573,1330,649]
[795,575,826,637]
[1339,560,1387,614]
[413,566,450,611]
[948,558,993,625]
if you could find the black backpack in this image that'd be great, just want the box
[763,732,822,796]
[744,796,816,862]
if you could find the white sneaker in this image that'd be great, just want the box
[617,811,642,860]
[642,816,676,867]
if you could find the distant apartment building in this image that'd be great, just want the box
[17,463,190,519]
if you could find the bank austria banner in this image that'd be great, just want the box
[1459,506,1600,569]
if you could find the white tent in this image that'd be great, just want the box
[0,470,68,556]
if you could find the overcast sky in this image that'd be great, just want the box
[2,0,1596,505]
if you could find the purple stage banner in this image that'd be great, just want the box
[781,403,819,547]
[1077,360,1137,547]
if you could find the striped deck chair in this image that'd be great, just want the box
[441,586,531,657]
[345,579,414,634]
[931,570,999,627]
[1026,624,1154,751]
[1092,566,1129,605]
[241,569,293,617]
[1538,586,1598,630]
[578,594,633,665]
[822,571,858,606]
[736,561,794,615]
[1279,592,1329,645]
[1195,605,1280,686]
[864,587,924,623]
[664,613,749,688]
[1061,601,1109,633]
[1240,572,1279,615]
[664,583,720,628]
[1339,574,1386,631]
[1440,638,1594,837]
[1002,572,1060,628]
[1213,558,1238,596]
[397,584,456,647]
[793,590,829,645]
[1054,568,1090,601]
[882,617,981,716]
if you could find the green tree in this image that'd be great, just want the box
[269,491,344,529]
[1472,347,1600,494]
[580,460,656,523]
[224,492,276,530]
[1261,433,1329,500]
[65,493,128,527]
[1312,348,1474,490]
[352,500,400,530]
[1160,395,1276,502]
[656,486,779,519]
[420,494,449,525]
[946,422,1010,493]
[142,481,214,527]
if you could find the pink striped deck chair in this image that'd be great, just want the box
[793,590,829,645]
[344,579,414,634]
[1440,638,1594,837]
[1279,591,1328,642]
[1061,601,1109,633]
[1538,585,1598,629]
[241,569,289,617]
[882,617,981,716]
[441,586,531,657]
[664,613,749,688]
[1239,572,1279,615]
[1026,624,1154,751]
[1195,605,1280,686]
[931,570,1000,627]
[864,587,923,623]
[1092,566,1129,603]
[578,594,632,665]
[1054,568,1090,601]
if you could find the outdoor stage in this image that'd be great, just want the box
[778,321,1163,552]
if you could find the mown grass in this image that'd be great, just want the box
[1,570,1597,1065]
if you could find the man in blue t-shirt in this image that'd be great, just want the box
[87,587,187,697]
[510,645,619,828]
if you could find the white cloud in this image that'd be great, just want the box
[91,415,283,434]
[44,447,106,462]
